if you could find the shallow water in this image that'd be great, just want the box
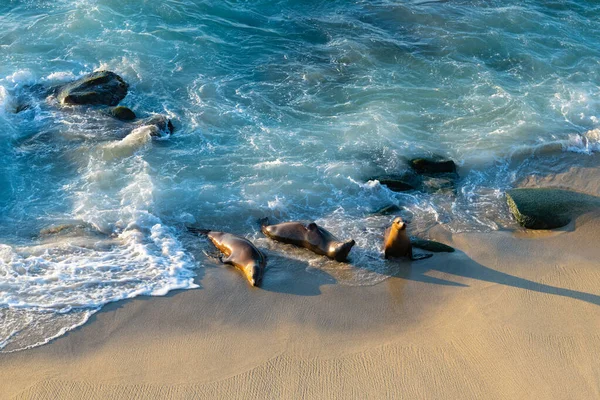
[1,0,599,351]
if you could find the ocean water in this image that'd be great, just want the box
[1,0,599,351]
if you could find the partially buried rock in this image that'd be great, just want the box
[506,188,600,230]
[411,238,455,253]
[110,106,136,121]
[57,71,128,106]
[410,157,457,175]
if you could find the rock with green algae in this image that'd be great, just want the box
[110,106,136,121]
[506,188,600,230]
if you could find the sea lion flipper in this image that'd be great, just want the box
[220,255,231,264]
[307,222,318,231]
[202,250,222,261]
[411,253,433,261]
[187,226,210,236]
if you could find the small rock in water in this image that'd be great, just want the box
[506,188,600,229]
[110,106,136,121]
[370,173,420,192]
[377,178,416,192]
[57,71,128,106]
[410,156,457,175]
[134,115,175,137]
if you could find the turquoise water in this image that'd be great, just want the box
[1,0,599,351]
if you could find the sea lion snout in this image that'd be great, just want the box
[261,225,273,235]
[246,262,263,287]
[393,217,407,230]
[332,239,355,262]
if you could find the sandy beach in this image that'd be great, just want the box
[2,157,600,399]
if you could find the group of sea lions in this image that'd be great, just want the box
[190,217,432,287]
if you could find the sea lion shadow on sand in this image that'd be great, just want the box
[361,249,600,307]
[258,250,337,296]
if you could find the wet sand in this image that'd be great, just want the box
[2,210,600,399]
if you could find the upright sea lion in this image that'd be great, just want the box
[261,220,355,262]
[383,217,432,261]
[190,228,266,286]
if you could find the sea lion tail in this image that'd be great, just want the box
[186,226,210,236]
[411,253,433,261]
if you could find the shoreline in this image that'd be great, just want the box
[2,207,600,399]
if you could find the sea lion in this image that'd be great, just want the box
[190,229,266,286]
[383,217,432,261]
[261,220,355,262]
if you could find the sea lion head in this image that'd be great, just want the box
[331,239,356,262]
[245,261,263,287]
[392,217,406,231]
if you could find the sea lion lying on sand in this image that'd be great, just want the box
[383,217,432,261]
[261,220,355,262]
[189,228,266,286]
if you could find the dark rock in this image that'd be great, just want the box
[377,178,416,192]
[57,71,128,106]
[410,157,457,174]
[372,204,403,215]
[110,106,136,121]
[370,174,420,192]
[506,188,600,230]
[411,238,455,253]
[134,115,174,137]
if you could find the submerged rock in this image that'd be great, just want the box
[57,71,128,106]
[110,106,136,121]
[411,238,455,253]
[421,176,456,194]
[409,157,457,175]
[14,103,30,113]
[506,188,600,229]
[372,204,403,215]
[39,222,105,238]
